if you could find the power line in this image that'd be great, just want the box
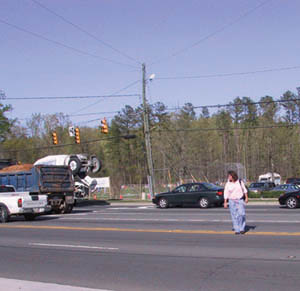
[154,124,299,133]
[156,65,300,80]
[5,94,140,100]
[150,0,273,66]
[72,79,141,114]
[68,111,120,117]
[164,98,300,111]
[0,18,137,69]
[31,0,141,65]
[0,135,135,153]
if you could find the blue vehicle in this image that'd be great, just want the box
[0,165,75,213]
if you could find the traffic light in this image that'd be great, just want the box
[74,127,80,144]
[52,131,58,145]
[101,118,108,134]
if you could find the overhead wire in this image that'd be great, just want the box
[5,94,140,100]
[164,97,300,111]
[150,0,273,66]
[31,0,141,65]
[0,135,134,153]
[153,124,299,133]
[0,18,138,69]
[71,79,141,114]
[155,64,300,80]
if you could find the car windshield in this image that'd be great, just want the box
[202,183,220,190]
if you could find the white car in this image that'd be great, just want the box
[0,185,50,223]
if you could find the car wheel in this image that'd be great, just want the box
[286,197,298,209]
[0,205,10,223]
[158,198,169,209]
[199,197,209,208]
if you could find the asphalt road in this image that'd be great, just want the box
[1,203,300,291]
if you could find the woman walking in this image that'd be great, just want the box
[224,170,248,234]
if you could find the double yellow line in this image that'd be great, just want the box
[1,224,300,236]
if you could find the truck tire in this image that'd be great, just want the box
[0,204,10,223]
[54,201,73,214]
[68,156,81,175]
[90,156,101,173]
[24,214,36,221]
[64,204,73,214]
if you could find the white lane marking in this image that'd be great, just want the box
[89,212,297,217]
[138,206,154,209]
[29,243,119,251]
[107,206,154,210]
[59,217,300,224]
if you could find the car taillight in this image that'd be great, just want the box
[217,191,223,196]
[18,198,22,208]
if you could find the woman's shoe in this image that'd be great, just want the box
[240,231,246,234]
[235,232,240,235]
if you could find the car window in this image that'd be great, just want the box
[173,185,187,193]
[250,183,263,188]
[189,184,205,192]
[202,183,220,190]
[0,186,15,192]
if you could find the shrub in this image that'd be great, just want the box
[248,191,284,199]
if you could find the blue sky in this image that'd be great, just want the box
[1,0,300,127]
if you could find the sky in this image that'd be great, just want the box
[1,0,300,127]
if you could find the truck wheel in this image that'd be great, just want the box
[68,156,81,175]
[64,204,73,214]
[0,205,9,223]
[54,201,73,214]
[90,156,101,173]
[24,214,36,221]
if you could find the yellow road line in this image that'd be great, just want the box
[1,224,300,236]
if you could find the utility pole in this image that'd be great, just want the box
[142,63,155,197]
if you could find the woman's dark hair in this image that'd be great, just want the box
[228,170,238,182]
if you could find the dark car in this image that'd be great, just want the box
[278,190,300,209]
[152,183,224,209]
[273,184,300,192]
[249,182,275,193]
[286,178,300,185]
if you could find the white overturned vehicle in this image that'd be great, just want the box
[0,185,50,223]
[34,154,101,200]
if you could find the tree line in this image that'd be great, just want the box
[1,88,300,192]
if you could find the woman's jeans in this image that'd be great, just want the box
[229,199,246,232]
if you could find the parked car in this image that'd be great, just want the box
[249,182,275,193]
[286,178,300,185]
[273,184,300,192]
[152,183,224,209]
[278,190,300,209]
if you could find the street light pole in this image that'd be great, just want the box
[142,63,155,197]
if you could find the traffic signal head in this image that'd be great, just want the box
[52,131,58,145]
[101,118,108,134]
[74,127,80,144]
